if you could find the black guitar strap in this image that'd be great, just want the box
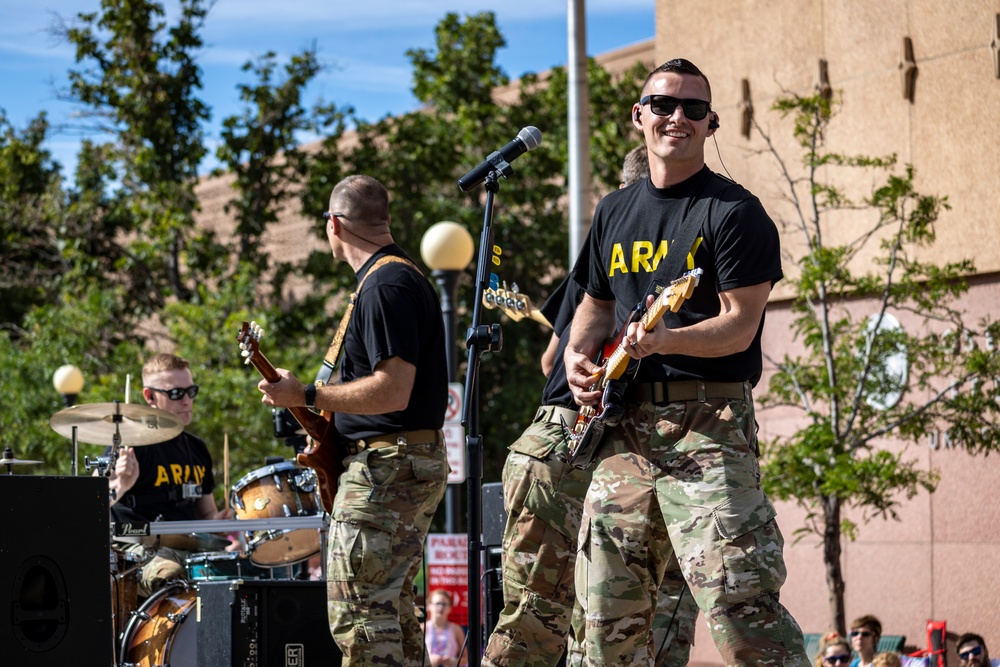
[645,174,715,298]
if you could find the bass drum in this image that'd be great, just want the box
[119,582,197,667]
[231,461,321,566]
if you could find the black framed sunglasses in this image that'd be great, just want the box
[639,94,712,121]
[959,646,983,661]
[823,655,852,665]
[148,385,199,401]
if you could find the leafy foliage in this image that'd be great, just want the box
[755,91,1000,633]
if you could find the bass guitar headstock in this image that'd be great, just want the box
[483,281,552,329]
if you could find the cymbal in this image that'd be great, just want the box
[0,456,42,466]
[50,402,183,446]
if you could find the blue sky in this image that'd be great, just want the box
[0,0,655,177]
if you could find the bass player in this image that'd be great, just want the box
[257,174,450,666]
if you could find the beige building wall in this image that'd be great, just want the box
[650,1,1000,663]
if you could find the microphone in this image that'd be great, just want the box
[457,126,543,192]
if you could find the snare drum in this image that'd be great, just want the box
[231,461,321,566]
[119,582,197,666]
[185,551,272,581]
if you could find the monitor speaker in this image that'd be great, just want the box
[482,482,507,548]
[0,476,113,666]
[197,580,342,666]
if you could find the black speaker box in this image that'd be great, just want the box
[481,481,507,548]
[197,580,341,666]
[0,475,113,666]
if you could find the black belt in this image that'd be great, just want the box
[626,380,750,404]
[532,405,579,426]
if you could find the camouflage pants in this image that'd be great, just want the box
[327,439,449,667]
[483,406,699,667]
[575,397,810,667]
[122,544,189,598]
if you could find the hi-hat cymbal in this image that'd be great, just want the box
[0,456,42,466]
[50,402,183,446]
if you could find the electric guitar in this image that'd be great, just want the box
[237,321,343,513]
[568,269,702,468]
[483,281,552,329]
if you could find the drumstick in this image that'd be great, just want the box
[223,433,230,513]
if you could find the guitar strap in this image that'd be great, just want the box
[647,175,716,295]
[314,255,420,386]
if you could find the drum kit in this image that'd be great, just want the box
[1,399,330,666]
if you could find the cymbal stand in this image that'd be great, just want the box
[3,446,14,475]
[84,401,124,497]
[71,425,79,476]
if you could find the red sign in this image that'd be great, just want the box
[425,533,469,626]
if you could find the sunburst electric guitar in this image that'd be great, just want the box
[568,269,702,468]
[237,321,343,513]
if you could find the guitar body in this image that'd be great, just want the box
[568,269,703,468]
[238,322,344,514]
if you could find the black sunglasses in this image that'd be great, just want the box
[850,630,874,638]
[639,94,712,121]
[148,385,199,401]
[824,655,852,665]
[959,646,983,661]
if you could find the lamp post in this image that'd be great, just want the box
[421,221,475,535]
[53,364,85,474]
[52,364,84,407]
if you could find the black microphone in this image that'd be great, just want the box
[457,126,543,192]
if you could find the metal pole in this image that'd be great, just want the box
[568,0,592,265]
[433,269,463,534]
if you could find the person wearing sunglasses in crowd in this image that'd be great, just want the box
[106,352,233,596]
[956,633,996,667]
[815,635,853,667]
[848,615,882,667]
[564,58,809,666]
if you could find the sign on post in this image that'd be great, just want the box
[444,382,465,483]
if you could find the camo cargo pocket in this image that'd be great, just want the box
[713,486,786,602]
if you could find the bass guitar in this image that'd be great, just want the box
[483,280,552,329]
[568,269,702,468]
[237,321,343,513]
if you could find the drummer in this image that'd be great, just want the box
[107,352,234,597]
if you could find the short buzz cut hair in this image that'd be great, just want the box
[621,144,649,187]
[642,58,712,101]
[142,353,190,384]
[330,175,390,228]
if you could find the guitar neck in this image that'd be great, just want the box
[246,349,328,441]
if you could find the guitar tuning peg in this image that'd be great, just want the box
[240,349,251,358]
[510,282,520,294]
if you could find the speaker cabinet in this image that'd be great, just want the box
[0,476,113,666]
[197,580,341,666]
[481,481,507,548]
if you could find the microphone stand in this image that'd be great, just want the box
[462,170,504,667]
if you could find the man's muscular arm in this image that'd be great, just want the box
[564,294,616,406]
[258,356,416,414]
[625,281,772,359]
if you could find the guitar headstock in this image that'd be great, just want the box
[661,269,703,312]
[237,321,265,366]
[483,281,552,329]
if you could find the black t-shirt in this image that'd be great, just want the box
[538,276,585,409]
[335,244,448,441]
[572,166,782,386]
[108,431,215,522]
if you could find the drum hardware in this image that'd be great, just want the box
[119,581,197,666]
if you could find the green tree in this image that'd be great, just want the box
[57,0,218,311]
[0,111,66,332]
[755,90,1000,634]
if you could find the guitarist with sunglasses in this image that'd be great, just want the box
[257,175,450,667]
[564,59,809,667]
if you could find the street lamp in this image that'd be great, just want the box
[52,364,84,407]
[53,364,85,474]
[421,221,475,535]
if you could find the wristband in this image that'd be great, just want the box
[304,383,317,408]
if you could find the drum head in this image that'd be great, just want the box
[120,582,197,666]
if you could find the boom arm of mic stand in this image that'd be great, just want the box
[461,171,504,667]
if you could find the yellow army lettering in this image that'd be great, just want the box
[608,238,703,277]
[153,464,206,487]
